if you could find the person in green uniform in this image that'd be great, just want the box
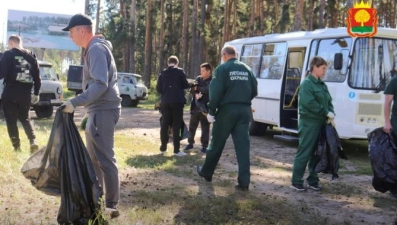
[196,45,258,191]
[383,74,397,197]
[290,56,335,191]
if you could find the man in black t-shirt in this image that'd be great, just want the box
[0,35,41,152]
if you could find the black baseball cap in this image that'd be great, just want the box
[62,14,93,31]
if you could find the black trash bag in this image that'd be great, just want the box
[368,127,397,192]
[21,107,102,224]
[194,99,208,116]
[314,124,348,180]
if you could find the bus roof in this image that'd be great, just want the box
[224,27,397,46]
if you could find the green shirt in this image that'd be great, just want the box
[298,74,334,121]
[384,76,397,122]
[208,58,258,115]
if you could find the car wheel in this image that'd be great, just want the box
[121,95,133,107]
[34,106,54,118]
[131,100,139,107]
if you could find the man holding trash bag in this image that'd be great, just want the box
[61,13,122,218]
[184,62,212,153]
[383,75,397,197]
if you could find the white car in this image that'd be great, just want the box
[34,60,63,118]
[0,57,63,118]
[117,72,148,107]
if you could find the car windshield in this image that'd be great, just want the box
[39,66,57,80]
[135,76,143,84]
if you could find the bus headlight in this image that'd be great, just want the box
[57,87,62,94]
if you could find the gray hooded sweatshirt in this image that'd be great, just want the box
[70,37,121,112]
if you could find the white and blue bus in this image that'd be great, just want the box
[224,27,397,139]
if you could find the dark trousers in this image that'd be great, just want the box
[188,112,210,147]
[200,105,252,186]
[160,103,184,153]
[2,95,35,148]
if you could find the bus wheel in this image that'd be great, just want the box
[249,121,267,136]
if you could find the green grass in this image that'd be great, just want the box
[339,139,373,176]
[0,113,391,224]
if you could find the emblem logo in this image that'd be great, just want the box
[347,0,377,37]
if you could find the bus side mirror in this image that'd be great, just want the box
[334,53,343,70]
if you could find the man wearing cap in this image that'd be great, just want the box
[61,13,122,218]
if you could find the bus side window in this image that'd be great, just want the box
[240,44,262,77]
[259,42,287,79]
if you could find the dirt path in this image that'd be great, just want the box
[74,107,397,224]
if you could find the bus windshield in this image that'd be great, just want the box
[349,38,397,90]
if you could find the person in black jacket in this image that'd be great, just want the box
[156,55,189,156]
[184,63,212,153]
[0,35,41,152]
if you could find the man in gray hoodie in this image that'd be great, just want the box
[61,14,122,218]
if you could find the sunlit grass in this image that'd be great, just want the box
[0,112,389,225]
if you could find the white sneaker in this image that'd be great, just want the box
[174,151,186,157]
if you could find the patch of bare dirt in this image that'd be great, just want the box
[73,107,397,225]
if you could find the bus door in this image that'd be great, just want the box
[280,48,306,130]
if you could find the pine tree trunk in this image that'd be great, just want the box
[319,0,325,28]
[293,0,304,31]
[259,0,264,35]
[95,0,101,34]
[144,0,152,88]
[129,0,136,73]
[307,0,314,30]
[223,0,230,43]
[232,1,237,38]
[248,0,255,36]
[190,0,199,78]
[198,0,206,69]
[158,0,165,73]
[182,0,189,71]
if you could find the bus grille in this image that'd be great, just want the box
[357,103,382,116]
[40,93,56,101]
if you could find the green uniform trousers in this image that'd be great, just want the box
[291,118,323,185]
[200,105,252,186]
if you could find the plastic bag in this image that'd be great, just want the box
[194,99,208,116]
[368,127,397,192]
[21,107,102,224]
[314,124,348,180]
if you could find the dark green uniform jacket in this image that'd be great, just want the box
[299,74,334,122]
[208,58,258,115]
[384,76,397,130]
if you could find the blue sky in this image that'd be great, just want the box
[0,0,86,45]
